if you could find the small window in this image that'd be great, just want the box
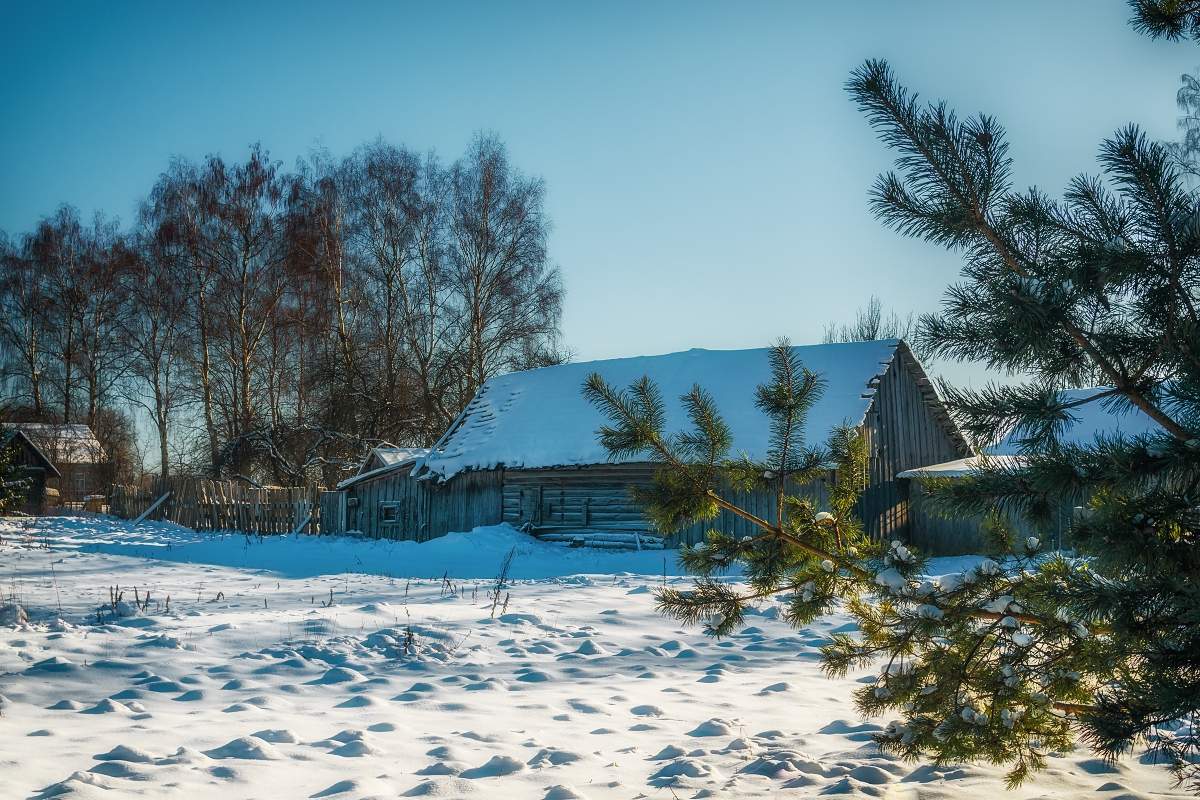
[380,502,401,523]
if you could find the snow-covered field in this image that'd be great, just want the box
[0,517,1184,799]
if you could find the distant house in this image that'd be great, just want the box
[0,429,61,514]
[322,340,971,548]
[898,387,1165,553]
[0,423,109,504]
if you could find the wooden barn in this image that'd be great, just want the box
[899,387,1165,554]
[322,340,973,549]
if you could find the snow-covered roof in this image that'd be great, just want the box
[897,455,1025,479]
[338,447,431,490]
[988,387,1164,455]
[419,340,903,480]
[0,429,61,476]
[360,446,430,474]
[902,387,1167,477]
[0,423,105,464]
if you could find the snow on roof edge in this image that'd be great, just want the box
[897,455,1026,479]
[337,459,420,490]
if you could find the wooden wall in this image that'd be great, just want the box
[906,479,1079,555]
[336,467,503,541]
[503,464,829,548]
[3,436,53,514]
[860,344,970,543]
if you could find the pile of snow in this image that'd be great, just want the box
[420,340,900,480]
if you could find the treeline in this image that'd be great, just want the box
[0,134,565,485]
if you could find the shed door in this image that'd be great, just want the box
[520,487,543,526]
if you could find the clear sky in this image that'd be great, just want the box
[2,1,1197,386]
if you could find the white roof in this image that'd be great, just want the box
[419,340,902,480]
[1,423,105,463]
[897,455,1025,479]
[359,446,430,473]
[902,387,1167,477]
[988,387,1163,455]
[339,447,431,489]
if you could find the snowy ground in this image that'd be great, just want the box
[0,516,1185,800]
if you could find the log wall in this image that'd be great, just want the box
[502,464,829,548]
[329,467,504,541]
[905,480,1080,555]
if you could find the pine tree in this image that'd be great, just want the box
[584,60,1200,791]
[846,56,1200,788]
[0,439,30,514]
[1130,0,1200,42]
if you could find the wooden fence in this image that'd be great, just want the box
[109,477,324,535]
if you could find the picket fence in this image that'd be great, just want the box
[109,478,324,535]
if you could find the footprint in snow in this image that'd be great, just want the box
[204,737,283,760]
[311,779,362,798]
[567,698,604,714]
[649,758,719,784]
[544,785,588,800]
[89,761,147,779]
[402,779,474,796]
[459,754,526,778]
[331,740,382,757]
[527,748,582,767]
[47,699,84,710]
[688,718,733,737]
[94,744,156,763]
[81,699,132,714]
[630,704,663,717]
[571,640,606,656]
[651,744,687,760]
[757,682,790,694]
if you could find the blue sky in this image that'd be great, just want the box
[2,1,1196,385]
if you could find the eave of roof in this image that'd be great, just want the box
[896,455,1025,479]
[337,458,421,490]
[1,430,61,477]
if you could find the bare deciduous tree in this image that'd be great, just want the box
[822,294,915,344]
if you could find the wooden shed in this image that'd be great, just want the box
[321,340,970,548]
[1,423,109,504]
[1,429,61,515]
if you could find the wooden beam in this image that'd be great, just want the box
[132,491,172,525]
[290,511,312,536]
